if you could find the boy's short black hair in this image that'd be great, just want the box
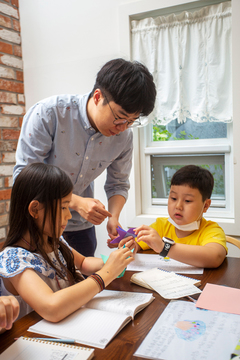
[171,165,214,201]
[91,58,156,116]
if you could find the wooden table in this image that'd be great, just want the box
[1,256,240,359]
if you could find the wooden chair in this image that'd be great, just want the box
[226,235,240,250]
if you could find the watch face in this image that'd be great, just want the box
[163,236,175,245]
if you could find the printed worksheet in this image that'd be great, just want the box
[134,300,240,360]
[127,254,203,274]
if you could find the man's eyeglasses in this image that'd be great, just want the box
[103,91,142,128]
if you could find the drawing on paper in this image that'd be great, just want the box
[174,320,206,341]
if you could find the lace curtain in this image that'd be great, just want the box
[131,1,232,125]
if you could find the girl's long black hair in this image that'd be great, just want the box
[3,162,83,283]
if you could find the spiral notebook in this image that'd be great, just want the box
[0,336,94,360]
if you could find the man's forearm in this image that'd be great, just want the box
[108,195,126,219]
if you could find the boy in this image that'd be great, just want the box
[13,58,156,257]
[121,165,227,268]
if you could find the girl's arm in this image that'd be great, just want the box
[7,247,134,323]
[71,248,104,276]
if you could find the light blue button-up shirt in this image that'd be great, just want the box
[14,93,133,232]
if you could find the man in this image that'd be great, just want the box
[13,58,156,256]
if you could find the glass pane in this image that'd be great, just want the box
[151,155,225,201]
[152,118,227,141]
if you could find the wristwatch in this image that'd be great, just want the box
[159,237,175,257]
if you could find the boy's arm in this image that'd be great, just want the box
[135,224,227,268]
[165,242,226,268]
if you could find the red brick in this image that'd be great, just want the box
[0,14,11,29]
[0,116,18,127]
[5,200,10,212]
[0,41,13,55]
[0,189,11,201]
[12,18,20,32]
[4,177,13,188]
[2,129,20,139]
[13,44,21,57]
[16,70,23,81]
[19,116,23,127]
[11,0,19,8]
[0,91,17,103]
[0,202,5,214]
[0,140,17,151]
[0,79,23,93]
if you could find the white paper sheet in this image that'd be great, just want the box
[134,268,201,299]
[127,254,203,274]
[134,300,240,360]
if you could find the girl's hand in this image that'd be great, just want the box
[103,246,134,279]
[135,225,163,253]
[119,237,140,254]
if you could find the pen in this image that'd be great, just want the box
[187,296,197,303]
[33,338,76,344]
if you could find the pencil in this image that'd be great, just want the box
[32,337,75,344]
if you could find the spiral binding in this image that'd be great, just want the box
[21,337,92,351]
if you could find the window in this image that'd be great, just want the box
[119,0,240,236]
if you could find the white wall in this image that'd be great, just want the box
[19,0,239,258]
[19,0,134,257]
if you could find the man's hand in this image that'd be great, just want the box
[107,217,121,248]
[70,195,112,225]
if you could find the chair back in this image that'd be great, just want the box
[226,235,240,250]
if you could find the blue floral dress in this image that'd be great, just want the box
[0,237,75,320]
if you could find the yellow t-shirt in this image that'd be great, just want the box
[138,217,228,253]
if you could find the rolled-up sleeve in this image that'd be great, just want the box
[104,130,133,200]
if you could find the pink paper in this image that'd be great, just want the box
[196,283,240,315]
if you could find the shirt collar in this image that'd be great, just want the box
[80,92,96,131]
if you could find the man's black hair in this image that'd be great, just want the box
[91,58,156,116]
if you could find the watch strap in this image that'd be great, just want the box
[159,242,172,257]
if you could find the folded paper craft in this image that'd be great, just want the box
[110,226,137,244]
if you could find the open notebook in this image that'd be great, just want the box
[29,290,154,349]
[0,336,94,360]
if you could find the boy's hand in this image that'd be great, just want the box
[135,225,163,253]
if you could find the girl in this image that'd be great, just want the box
[0,163,134,322]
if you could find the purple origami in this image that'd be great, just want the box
[110,226,137,244]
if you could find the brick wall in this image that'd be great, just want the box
[0,0,24,245]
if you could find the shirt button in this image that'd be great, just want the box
[86,156,88,160]
[91,137,94,141]
[80,174,83,178]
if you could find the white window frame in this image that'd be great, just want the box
[119,0,240,236]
